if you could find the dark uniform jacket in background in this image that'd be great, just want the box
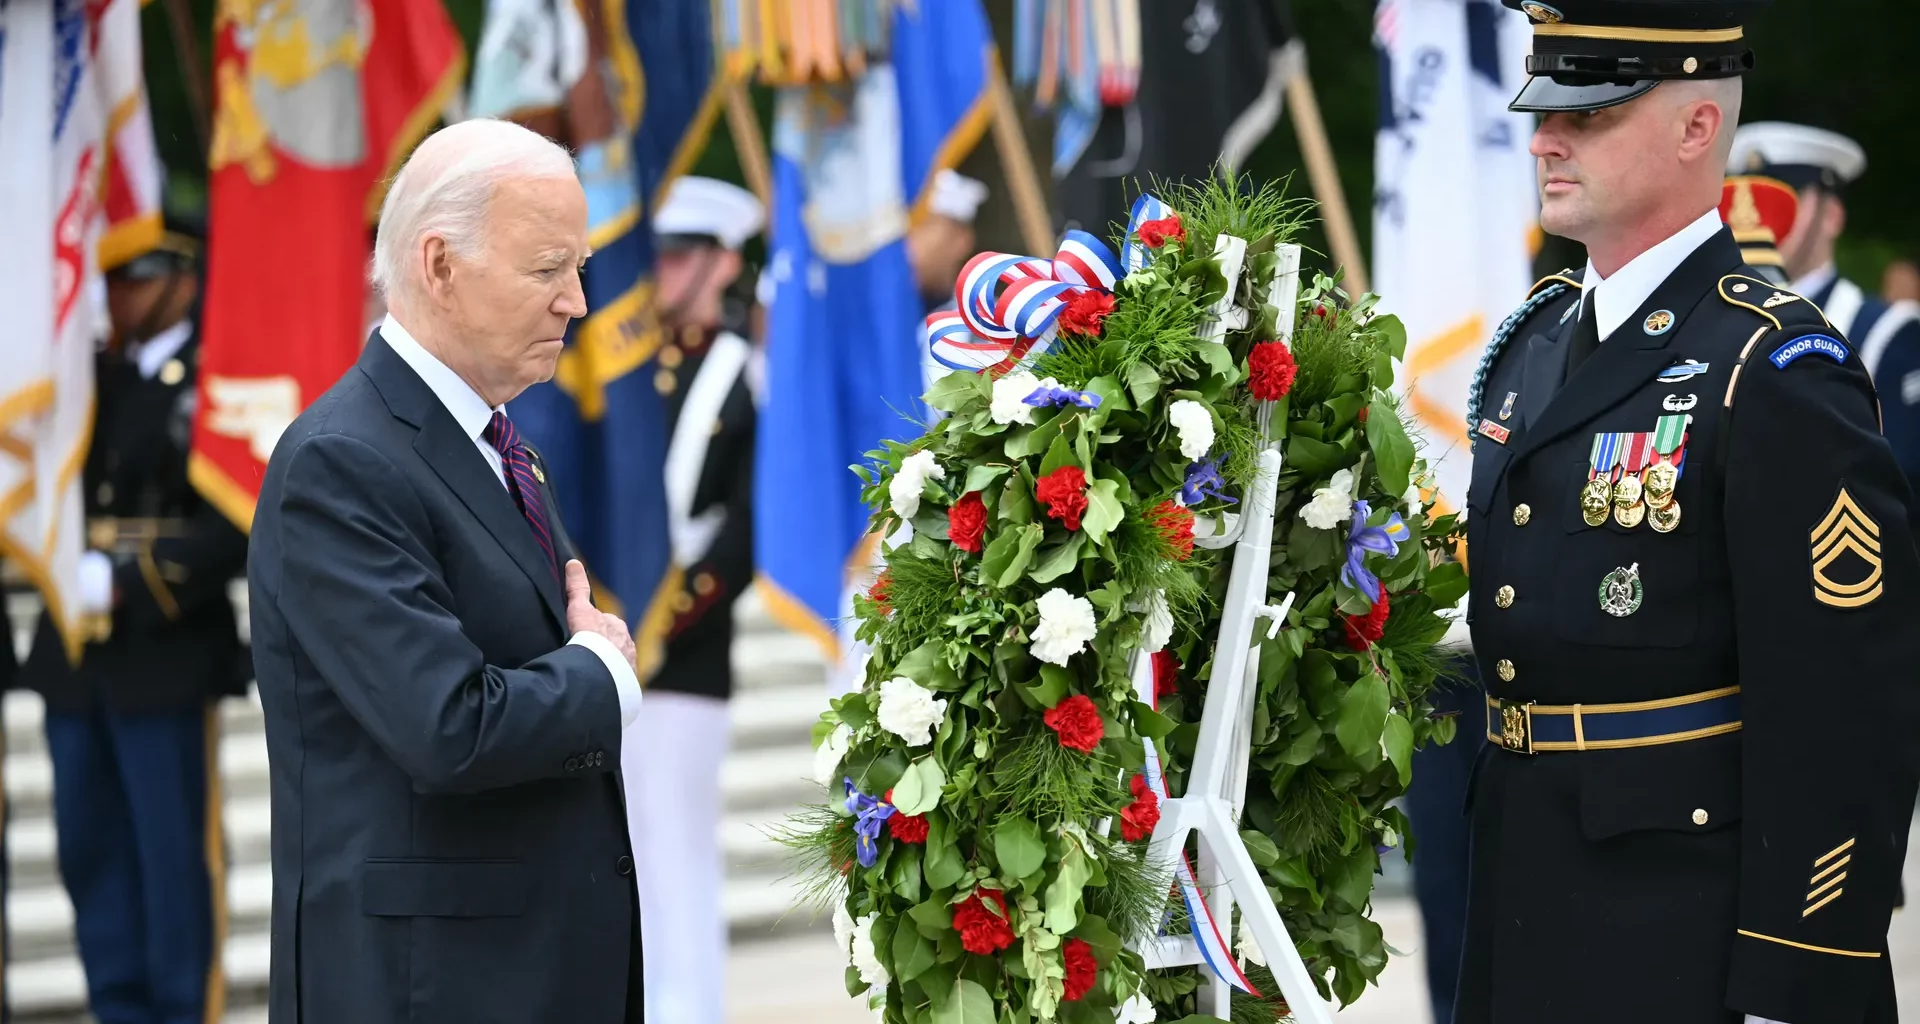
[652,327,755,699]
[21,325,249,713]
[1458,228,1918,1024]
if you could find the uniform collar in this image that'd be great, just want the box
[128,319,193,379]
[1790,261,1839,302]
[378,314,503,444]
[1580,208,1724,342]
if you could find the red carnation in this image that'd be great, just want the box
[1357,405,1370,423]
[1044,694,1105,753]
[1137,216,1186,248]
[1058,290,1116,337]
[1119,774,1161,842]
[1151,649,1181,704]
[867,570,893,615]
[1062,938,1099,1001]
[1248,341,1299,401]
[1035,465,1090,531]
[954,889,1017,955]
[1342,591,1391,650]
[1313,303,1330,320]
[888,812,930,844]
[948,492,988,554]
[1148,500,1195,560]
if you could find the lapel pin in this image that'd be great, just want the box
[1477,419,1511,445]
[1643,310,1675,335]
[1656,360,1710,383]
[1498,391,1518,421]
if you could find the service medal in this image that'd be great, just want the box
[1599,563,1644,617]
[1581,477,1613,527]
[1646,414,1690,511]
[1613,500,1646,529]
[1614,433,1653,508]
[1650,499,1683,533]
[1584,433,1623,527]
[1644,461,1680,508]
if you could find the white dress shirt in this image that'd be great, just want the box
[1790,261,1838,302]
[1578,208,1725,341]
[379,315,642,727]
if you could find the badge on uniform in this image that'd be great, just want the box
[1580,415,1689,532]
[1810,486,1882,608]
[1499,391,1518,421]
[1477,418,1511,445]
[1599,563,1643,617]
[1770,334,1849,369]
[1657,360,1710,383]
[1643,310,1675,335]
[531,461,547,484]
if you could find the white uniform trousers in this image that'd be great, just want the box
[625,689,731,1024]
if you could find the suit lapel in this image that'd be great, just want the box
[357,333,569,633]
[1518,309,1578,430]
[1508,228,1744,465]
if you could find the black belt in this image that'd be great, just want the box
[1486,686,1742,754]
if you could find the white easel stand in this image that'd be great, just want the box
[1128,243,1333,1024]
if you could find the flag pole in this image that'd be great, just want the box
[1283,47,1369,295]
[161,0,212,156]
[724,82,773,212]
[985,51,1054,255]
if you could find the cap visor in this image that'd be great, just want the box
[1509,77,1657,113]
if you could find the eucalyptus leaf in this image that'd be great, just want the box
[1125,362,1163,407]
[1039,431,1078,478]
[1029,533,1086,584]
[1080,478,1125,544]
[1366,398,1416,496]
[1334,672,1390,762]
[1043,845,1091,933]
[931,979,996,1024]
[963,463,1012,496]
[993,816,1046,879]
[924,816,966,890]
[893,913,939,981]
[895,640,962,691]
[1000,472,1035,524]
[984,523,1045,588]
[1383,711,1415,787]
[1325,846,1378,912]
[1240,829,1281,867]
[893,758,946,815]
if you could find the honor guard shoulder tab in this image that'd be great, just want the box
[1468,278,1582,439]
[1717,274,1831,333]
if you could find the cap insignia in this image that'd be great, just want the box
[1519,2,1564,23]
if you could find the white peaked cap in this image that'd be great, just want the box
[654,176,765,249]
[927,169,989,224]
[1728,122,1867,184]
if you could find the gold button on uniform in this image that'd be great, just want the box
[1496,659,1515,682]
[1691,808,1709,826]
[1513,503,1531,526]
[655,368,677,395]
[1495,585,1515,609]
[159,358,186,385]
[693,572,716,596]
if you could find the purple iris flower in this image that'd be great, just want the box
[1180,457,1237,507]
[1342,499,1410,601]
[843,778,896,868]
[1024,383,1103,409]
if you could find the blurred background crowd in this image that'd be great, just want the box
[0,1,1916,1022]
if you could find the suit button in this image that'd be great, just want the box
[565,756,582,772]
[1495,659,1516,683]
[1494,585,1515,609]
[617,855,634,876]
[1692,808,1709,826]
[1512,503,1531,526]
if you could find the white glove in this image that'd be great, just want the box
[77,550,114,615]
[1745,1016,1790,1024]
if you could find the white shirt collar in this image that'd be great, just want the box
[379,315,501,441]
[1790,261,1839,300]
[129,320,193,379]
[1580,208,1725,341]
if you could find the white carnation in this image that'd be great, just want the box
[1403,479,1424,520]
[991,371,1046,425]
[876,676,947,747]
[1238,913,1266,967]
[813,722,852,787]
[832,899,857,956]
[1139,589,1173,654]
[1298,468,1356,531]
[1167,399,1215,460]
[889,450,947,519]
[1116,992,1158,1024]
[1032,588,1099,666]
[851,914,889,988]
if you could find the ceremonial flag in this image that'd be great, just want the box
[506,0,729,677]
[1372,0,1536,518]
[0,0,155,662]
[191,0,465,530]
[1049,0,1294,235]
[754,1,993,660]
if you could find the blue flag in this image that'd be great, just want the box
[508,0,727,676]
[754,2,994,659]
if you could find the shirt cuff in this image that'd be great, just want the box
[1745,1016,1789,1024]
[78,551,114,615]
[569,630,642,728]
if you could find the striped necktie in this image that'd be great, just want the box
[482,412,559,578]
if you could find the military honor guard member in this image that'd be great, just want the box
[626,176,763,1024]
[1459,3,1920,1023]
[1728,122,1920,492]
[1720,174,1798,286]
[20,215,245,1024]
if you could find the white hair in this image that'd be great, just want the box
[370,118,577,298]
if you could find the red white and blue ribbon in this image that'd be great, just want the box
[1122,192,1174,274]
[924,229,1124,373]
[1136,659,1261,995]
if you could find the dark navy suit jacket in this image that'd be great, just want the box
[249,335,637,1022]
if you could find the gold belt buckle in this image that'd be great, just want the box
[1497,699,1535,755]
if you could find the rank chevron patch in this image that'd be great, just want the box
[1810,487,1883,608]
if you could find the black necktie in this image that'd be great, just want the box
[1564,298,1600,378]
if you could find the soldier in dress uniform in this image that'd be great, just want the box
[1720,174,1797,286]
[1458,3,1920,1023]
[1728,123,1920,492]
[19,215,245,1024]
[624,176,763,1024]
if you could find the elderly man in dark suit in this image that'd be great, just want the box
[248,118,645,1023]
